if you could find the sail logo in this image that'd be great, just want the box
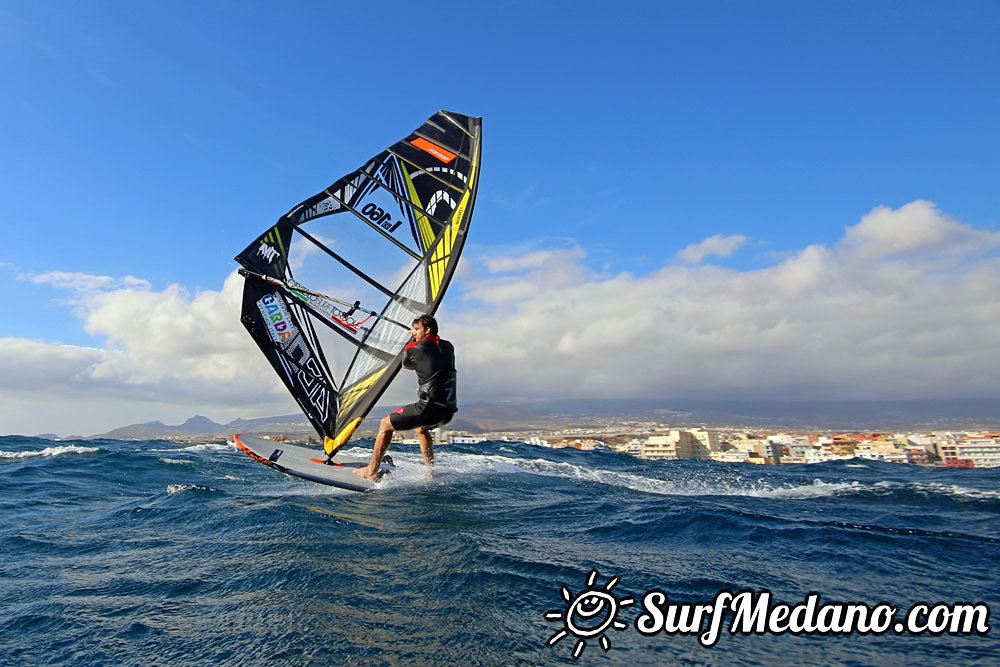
[258,293,297,344]
[411,136,456,163]
[257,241,280,264]
[257,293,331,421]
[296,196,340,224]
[360,202,402,233]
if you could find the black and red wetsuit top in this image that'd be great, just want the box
[403,335,458,412]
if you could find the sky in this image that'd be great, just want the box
[2,1,999,436]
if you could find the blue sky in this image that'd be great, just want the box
[2,1,999,436]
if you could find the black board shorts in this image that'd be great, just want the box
[389,402,455,431]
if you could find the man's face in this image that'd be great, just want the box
[410,321,429,340]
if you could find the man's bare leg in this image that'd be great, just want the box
[416,427,434,466]
[354,414,393,480]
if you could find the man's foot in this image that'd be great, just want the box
[352,467,380,481]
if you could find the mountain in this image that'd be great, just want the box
[522,397,1000,430]
[81,398,1000,440]
[90,414,314,440]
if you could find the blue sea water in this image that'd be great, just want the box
[1,435,997,666]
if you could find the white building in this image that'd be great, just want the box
[620,438,642,456]
[938,437,1000,468]
[803,450,853,464]
[447,433,487,444]
[854,442,909,464]
[688,428,721,455]
[711,450,749,463]
[640,431,694,460]
[786,440,817,459]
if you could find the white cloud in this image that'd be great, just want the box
[447,201,1000,402]
[1,270,297,433]
[480,246,585,274]
[28,271,150,293]
[841,199,1000,260]
[5,200,998,435]
[678,233,749,263]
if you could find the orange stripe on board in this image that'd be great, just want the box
[236,439,269,465]
[411,137,457,163]
[310,458,344,467]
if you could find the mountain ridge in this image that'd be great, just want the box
[30,398,1000,440]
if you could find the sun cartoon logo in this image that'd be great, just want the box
[545,569,634,659]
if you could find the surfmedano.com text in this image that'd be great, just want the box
[635,590,991,647]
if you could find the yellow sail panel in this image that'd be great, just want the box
[324,417,363,456]
[428,147,478,300]
[403,169,437,252]
[339,367,388,416]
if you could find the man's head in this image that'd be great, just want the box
[411,314,438,339]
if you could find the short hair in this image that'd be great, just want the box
[413,314,438,336]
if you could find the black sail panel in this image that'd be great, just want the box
[235,221,296,280]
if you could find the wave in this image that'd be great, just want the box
[856,480,1000,504]
[243,444,999,508]
[382,449,1000,505]
[0,445,100,459]
[413,450,837,498]
[329,445,840,498]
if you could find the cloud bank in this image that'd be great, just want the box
[1,271,296,434]
[448,200,1000,401]
[4,200,998,434]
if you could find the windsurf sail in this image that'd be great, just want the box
[235,111,481,458]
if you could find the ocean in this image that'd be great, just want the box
[1,435,997,665]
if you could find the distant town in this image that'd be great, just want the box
[42,401,1000,469]
[412,421,1000,469]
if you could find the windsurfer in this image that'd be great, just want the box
[354,314,457,480]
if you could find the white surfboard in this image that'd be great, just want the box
[234,433,390,493]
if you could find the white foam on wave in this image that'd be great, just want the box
[410,450,870,499]
[166,483,216,495]
[436,451,1000,502]
[159,458,190,465]
[869,480,1000,501]
[150,441,237,455]
[0,445,100,459]
[747,479,861,499]
[933,483,1000,501]
[175,442,236,453]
